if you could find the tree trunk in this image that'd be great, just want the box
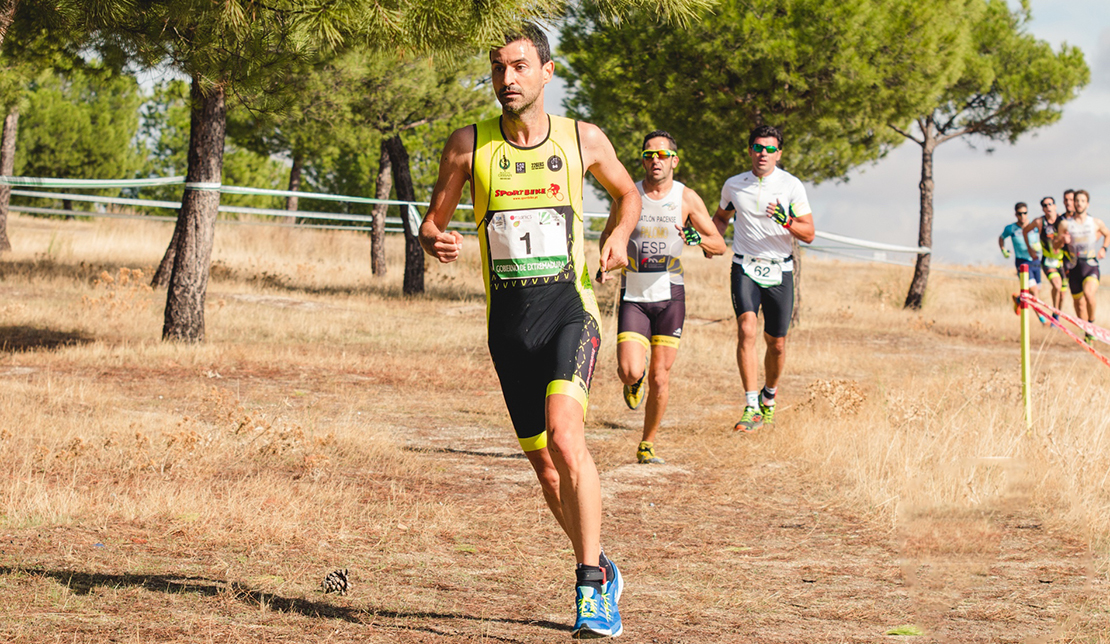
[162,78,226,343]
[63,198,75,220]
[791,238,802,326]
[0,106,18,253]
[371,140,391,276]
[151,211,182,287]
[285,152,302,213]
[384,134,423,295]
[904,125,937,310]
[0,0,17,49]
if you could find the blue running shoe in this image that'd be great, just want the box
[572,584,621,639]
[605,555,624,610]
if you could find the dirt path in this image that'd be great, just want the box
[2,294,1106,642]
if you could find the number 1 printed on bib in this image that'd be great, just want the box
[486,208,570,279]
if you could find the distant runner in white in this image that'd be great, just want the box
[712,125,816,433]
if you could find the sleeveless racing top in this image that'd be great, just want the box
[1039,215,1064,265]
[1068,215,1099,259]
[622,181,685,302]
[472,115,599,321]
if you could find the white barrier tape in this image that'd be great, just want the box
[12,189,182,209]
[8,205,482,236]
[808,245,1013,280]
[183,182,222,191]
[815,230,930,254]
[0,175,185,188]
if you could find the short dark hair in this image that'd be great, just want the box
[642,130,677,151]
[1075,189,1090,201]
[498,23,551,65]
[748,125,783,148]
[1040,196,1054,207]
[1015,202,1027,212]
[1064,189,1076,197]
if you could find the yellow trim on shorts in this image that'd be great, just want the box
[518,431,548,453]
[1073,291,1084,300]
[617,331,650,350]
[651,335,681,349]
[547,377,589,411]
[1084,276,1100,287]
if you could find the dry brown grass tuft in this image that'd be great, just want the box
[1,212,1109,641]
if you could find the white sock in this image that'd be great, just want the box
[761,386,777,407]
[745,391,759,409]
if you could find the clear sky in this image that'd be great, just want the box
[545,1,1110,267]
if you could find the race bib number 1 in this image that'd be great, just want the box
[486,208,570,279]
[741,256,783,287]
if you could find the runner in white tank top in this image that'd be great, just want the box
[1055,190,1110,342]
[598,130,725,465]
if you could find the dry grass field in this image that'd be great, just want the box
[2,211,1109,643]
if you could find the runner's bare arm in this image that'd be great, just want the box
[579,122,640,273]
[1021,220,1039,260]
[598,197,619,254]
[1097,218,1110,259]
[765,199,815,243]
[712,206,732,239]
[595,199,620,283]
[1053,220,1070,251]
[681,187,727,257]
[419,125,474,263]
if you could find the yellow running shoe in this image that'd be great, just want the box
[759,401,775,425]
[733,406,763,433]
[623,371,646,410]
[636,441,665,464]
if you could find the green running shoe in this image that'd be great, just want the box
[1085,333,1095,346]
[623,371,646,410]
[636,441,665,464]
[759,401,776,425]
[733,406,763,433]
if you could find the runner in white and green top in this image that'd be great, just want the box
[712,125,816,434]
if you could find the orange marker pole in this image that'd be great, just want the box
[1019,264,1032,432]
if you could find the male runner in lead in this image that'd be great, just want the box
[712,125,815,433]
[419,24,638,639]
[1024,196,1064,318]
[1054,190,1110,344]
[597,130,726,465]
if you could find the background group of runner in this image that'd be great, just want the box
[1000,189,1110,344]
[418,23,815,639]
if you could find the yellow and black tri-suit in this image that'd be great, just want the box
[472,115,602,452]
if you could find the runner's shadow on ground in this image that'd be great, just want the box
[0,326,93,352]
[405,446,527,460]
[1,567,569,638]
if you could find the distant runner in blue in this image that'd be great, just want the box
[1000,201,1042,305]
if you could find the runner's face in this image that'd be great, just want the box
[1075,193,1088,214]
[641,136,678,182]
[748,136,781,176]
[1064,193,1075,213]
[1042,201,1055,217]
[1015,209,1027,225]
[490,40,552,115]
